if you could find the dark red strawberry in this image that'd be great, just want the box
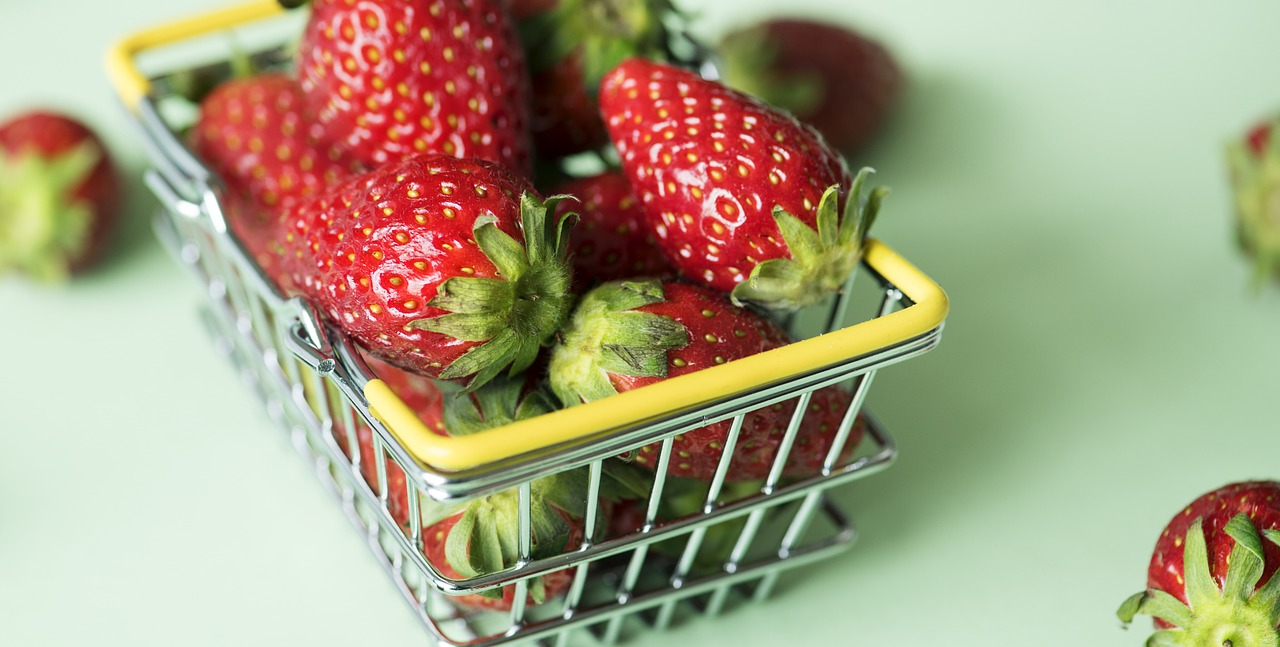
[297,0,533,176]
[552,170,673,285]
[278,153,576,388]
[549,279,853,481]
[190,72,360,283]
[742,385,866,479]
[599,58,887,311]
[515,0,680,158]
[1117,481,1280,645]
[717,18,903,156]
[0,110,121,280]
[1226,117,1280,285]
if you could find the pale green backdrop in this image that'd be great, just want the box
[2,1,1279,645]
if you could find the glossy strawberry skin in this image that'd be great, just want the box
[552,171,673,285]
[599,58,852,295]
[0,111,121,276]
[529,48,609,158]
[1146,481,1280,628]
[298,0,533,176]
[190,73,359,282]
[278,154,534,379]
[601,282,793,481]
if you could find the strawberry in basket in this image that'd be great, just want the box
[548,278,863,481]
[550,170,674,286]
[421,376,598,610]
[190,72,361,283]
[599,58,887,311]
[1117,481,1280,645]
[0,110,122,280]
[296,0,533,177]
[277,153,576,388]
[512,0,681,159]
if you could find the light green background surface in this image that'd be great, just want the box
[3,1,1279,644]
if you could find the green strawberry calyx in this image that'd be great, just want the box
[1117,514,1280,647]
[410,193,577,390]
[547,278,689,406]
[731,166,887,312]
[419,377,584,601]
[1226,119,1280,289]
[520,0,678,89]
[0,143,98,281]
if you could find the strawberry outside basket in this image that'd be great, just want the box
[105,2,950,645]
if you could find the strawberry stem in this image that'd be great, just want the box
[0,143,98,281]
[410,193,576,389]
[730,167,886,311]
[1118,515,1280,647]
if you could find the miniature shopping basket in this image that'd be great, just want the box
[106,2,949,645]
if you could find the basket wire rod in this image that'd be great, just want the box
[507,481,534,630]
[703,389,814,617]
[135,98,201,197]
[600,436,676,644]
[651,412,747,630]
[553,461,604,647]
[407,468,424,549]
[752,287,903,602]
[372,430,391,528]
[823,265,862,335]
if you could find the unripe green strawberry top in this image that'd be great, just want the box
[1227,117,1280,285]
[299,0,533,176]
[280,154,575,387]
[599,58,884,311]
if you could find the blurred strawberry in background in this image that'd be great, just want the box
[1226,115,1280,287]
[0,110,122,281]
[715,17,903,157]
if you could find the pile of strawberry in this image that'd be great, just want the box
[187,0,899,611]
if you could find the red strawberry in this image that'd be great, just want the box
[277,153,576,388]
[0,111,121,280]
[515,0,680,158]
[334,353,446,524]
[190,73,360,282]
[1117,481,1280,645]
[599,58,887,311]
[417,377,593,610]
[717,18,903,156]
[549,279,855,481]
[297,0,533,176]
[552,171,673,285]
[1226,116,1280,285]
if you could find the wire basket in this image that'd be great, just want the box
[106,2,950,645]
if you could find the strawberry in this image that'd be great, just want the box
[716,18,903,156]
[297,0,533,176]
[190,72,360,283]
[0,110,122,280]
[277,153,576,388]
[515,0,680,158]
[334,353,446,524]
[552,170,673,285]
[1226,116,1280,285]
[599,58,887,311]
[417,376,593,610]
[1117,481,1280,645]
[549,279,859,481]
